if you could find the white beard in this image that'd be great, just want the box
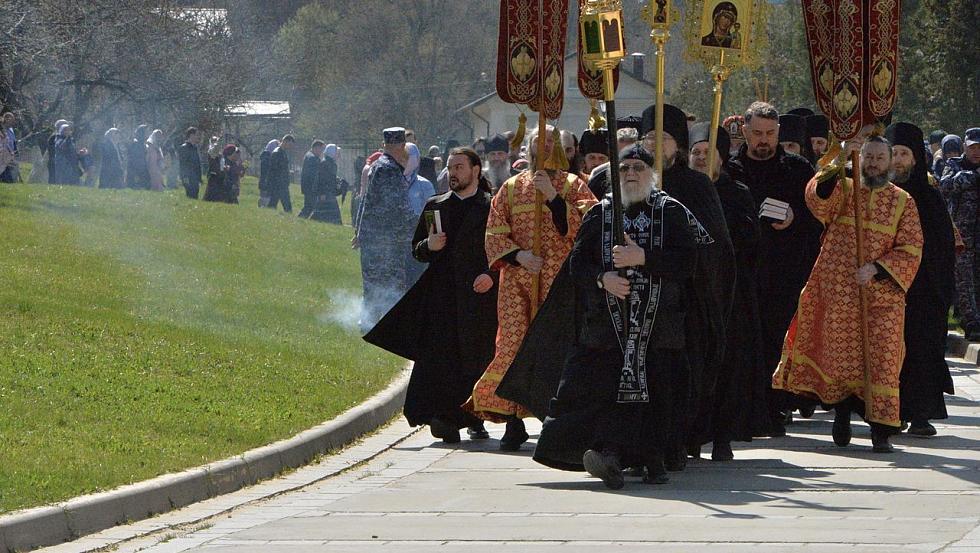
[486,163,511,185]
[621,181,652,206]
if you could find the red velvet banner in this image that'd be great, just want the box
[496,0,569,119]
[802,0,899,140]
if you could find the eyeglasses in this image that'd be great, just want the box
[619,163,648,173]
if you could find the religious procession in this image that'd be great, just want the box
[3,0,980,550]
[360,0,979,492]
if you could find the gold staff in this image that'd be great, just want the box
[642,0,672,186]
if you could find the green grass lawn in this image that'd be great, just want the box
[0,173,401,514]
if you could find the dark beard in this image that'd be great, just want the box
[449,178,469,191]
[862,172,892,189]
[892,166,911,184]
[751,144,774,159]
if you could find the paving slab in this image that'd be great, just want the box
[35,356,980,553]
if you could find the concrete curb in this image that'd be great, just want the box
[0,369,410,553]
[946,331,980,365]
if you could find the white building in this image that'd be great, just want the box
[456,52,657,143]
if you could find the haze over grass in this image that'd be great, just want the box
[0,178,402,513]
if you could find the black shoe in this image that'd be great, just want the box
[499,418,529,451]
[871,429,895,453]
[583,449,625,490]
[711,441,734,462]
[769,421,787,438]
[907,419,937,437]
[798,405,816,418]
[429,418,460,444]
[832,410,852,447]
[665,446,687,472]
[643,457,669,485]
[466,423,490,440]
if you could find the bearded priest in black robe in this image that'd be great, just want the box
[533,145,711,489]
[885,122,956,436]
[688,123,773,459]
[364,147,498,443]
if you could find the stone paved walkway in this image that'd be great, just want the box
[39,357,980,553]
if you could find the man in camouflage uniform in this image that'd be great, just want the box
[941,127,980,340]
[356,127,414,332]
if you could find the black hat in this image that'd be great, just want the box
[383,127,406,144]
[620,143,654,167]
[787,107,815,118]
[885,122,926,165]
[805,114,829,140]
[689,122,731,165]
[641,103,690,150]
[616,115,643,133]
[579,129,609,156]
[486,133,510,154]
[712,2,737,22]
[778,114,806,145]
[885,122,928,185]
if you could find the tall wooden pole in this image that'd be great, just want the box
[530,0,546,318]
[850,149,872,421]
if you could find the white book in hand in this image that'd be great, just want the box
[761,197,790,211]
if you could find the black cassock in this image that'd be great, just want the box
[363,191,498,429]
[571,163,735,446]
[691,172,774,445]
[532,193,702,470]
[898,165,956,422]
[660,163,736,452]
[727,145,822,415]
[498,164,733,442]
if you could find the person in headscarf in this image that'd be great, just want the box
[53,122,84,185]
[44,119,68,184]
[204,143,242,203]
[145,129,166,191]
[258,139,279,207]
[126,125,150,189]
[885,122,955,437]
[310,143,344,224]
[98,128,125,189]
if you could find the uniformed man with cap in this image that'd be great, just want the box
[356,127,415,332]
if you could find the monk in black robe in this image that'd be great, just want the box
[885,122,956,436]
[640,104,736,470]
[364,148,498,443]
[688,123,773,460]
[534,144,708,488]
[727,102,823,434]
